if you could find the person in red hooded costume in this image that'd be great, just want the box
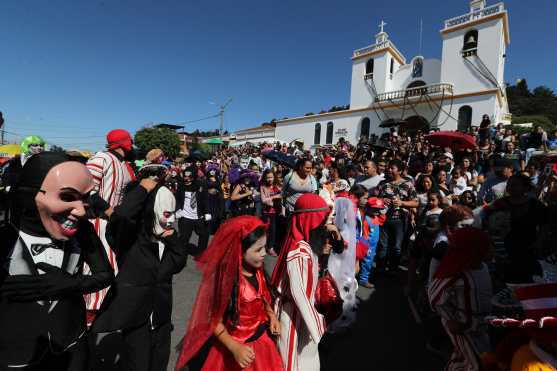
[271,193,335,371]
[175,216,284,371]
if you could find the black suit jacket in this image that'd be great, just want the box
[175,179,209,219]
[0,222,113,366]
[92,185,188,333]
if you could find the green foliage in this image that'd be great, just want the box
[189,129,220,138]
[189,142,212,153]
[512,115,555,130]
[327,104,350,112]
[507,79,557,124]
[134,127,181,159]
[50,145,65,152]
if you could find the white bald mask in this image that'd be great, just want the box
[153,186,176,236]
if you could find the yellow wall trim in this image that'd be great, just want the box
[352,46,406,66]
[276,88,500,126]
[440,12,510,45]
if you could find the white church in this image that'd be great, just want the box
[233,0,512,148]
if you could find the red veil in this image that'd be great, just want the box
[271,193,330,288]
[175,216,264,371]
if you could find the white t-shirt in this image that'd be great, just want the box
[357,174,384,193]
[181,191,198,220]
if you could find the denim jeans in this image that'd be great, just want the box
[378,218,405,270]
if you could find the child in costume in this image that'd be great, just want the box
[271,193,334,371]
[176,216,283,371]
[327,196,358,333]
[356,197,386,289]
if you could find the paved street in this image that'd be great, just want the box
[168,241,444,371]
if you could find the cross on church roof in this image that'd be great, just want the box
[379,20,387,33]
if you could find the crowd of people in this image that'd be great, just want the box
[0,115,556,371]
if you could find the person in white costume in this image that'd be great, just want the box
[327,196,359,333]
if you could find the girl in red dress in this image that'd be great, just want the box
[175,216,284,371]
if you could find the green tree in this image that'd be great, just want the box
[134,127,181,159]
[507,79,557,124]
[50,145,65,152]
[510,115,555,135]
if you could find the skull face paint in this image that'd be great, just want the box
[153,186,176,236]
[35,162,94,240]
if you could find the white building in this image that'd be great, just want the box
[272,0,511,148]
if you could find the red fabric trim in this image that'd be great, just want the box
[87,163,103,170]
[516,283,557,301]
[286,310,297,371]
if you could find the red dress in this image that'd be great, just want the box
[202,269,284,371]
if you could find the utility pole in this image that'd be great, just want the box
[210,98,233,139]
[0,112,4,145]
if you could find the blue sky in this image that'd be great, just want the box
[1,0,555,151]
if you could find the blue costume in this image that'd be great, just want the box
[357,215,380,284]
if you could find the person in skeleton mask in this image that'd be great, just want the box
[91,164,189,371]
[176,167,210,255]
[0,152,114,370]
[271,193,341,371]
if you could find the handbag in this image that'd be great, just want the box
[314,267,344,326]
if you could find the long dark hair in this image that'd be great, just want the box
[226,225,274,328]
[260,169,276,187]
[416,174,438,194]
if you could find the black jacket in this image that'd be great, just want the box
[175,179,209,219]
[0,222,113,366]
[92,185,188,333]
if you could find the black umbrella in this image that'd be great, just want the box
[379,118,407,128]
[186,149,209,162]
[262,150,297,169]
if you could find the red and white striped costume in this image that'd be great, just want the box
[428,265,492,371]
[275,241,325,371]
[84,151,135,311]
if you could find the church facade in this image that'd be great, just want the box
[272,0,511,148]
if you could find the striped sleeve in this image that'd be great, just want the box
[87,155,104,192]
[86,154,106,192]
[286,249,325,343]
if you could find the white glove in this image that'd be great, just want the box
[204,214,212,221]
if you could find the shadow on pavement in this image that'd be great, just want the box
[320,274,445,371]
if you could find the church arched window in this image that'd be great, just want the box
[360,117,370,139]
[365,59,374,80]
[326,122,334,144]
[314,123,321,145]
[463,30,478,54]
[458,106,473,132]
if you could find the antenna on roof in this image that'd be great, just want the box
[418,18,423,56]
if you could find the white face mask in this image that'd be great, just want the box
[153,187,176,236]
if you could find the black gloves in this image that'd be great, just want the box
[85,193,110,219]
[3,263,87,302]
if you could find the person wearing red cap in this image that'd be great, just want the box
[271,193,338,371]
[356,197,386,289]
[84,129,136,317]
